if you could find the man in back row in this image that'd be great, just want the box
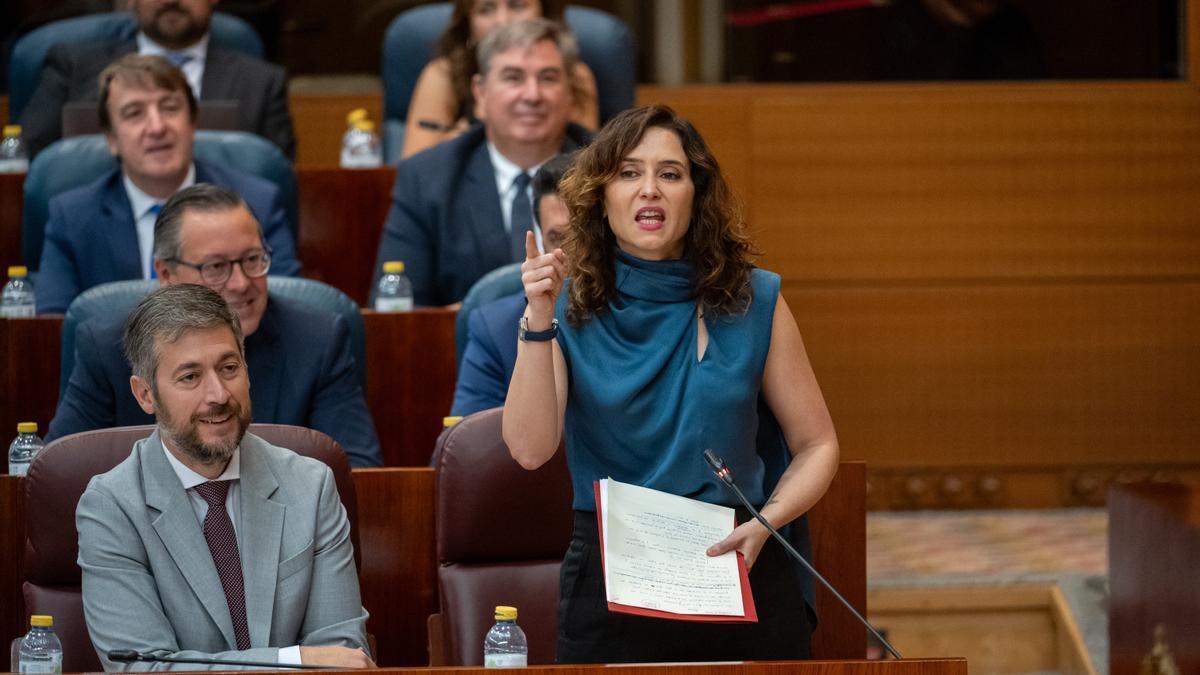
[36,53,299,315]
[78,283,371,670]
[48,184,382,469]
[373,18,589,307]
[21,0,295,159]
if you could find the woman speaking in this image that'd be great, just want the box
[503,105,838,663]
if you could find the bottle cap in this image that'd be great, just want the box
[494,606,518,620]
[3,125,21,137]
[30,615,53,627]
[346,108,368,125]
[383,261,405,273]
[8,265,28,277]
[442,416,462,428]
[17,422,38,434]
[354,120,376,132]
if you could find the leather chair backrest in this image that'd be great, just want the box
[8,11,264,122]
[454,262,523,365]
[22,131,297,269]
[432,408,573,665]
[379,3,635,162]
[22,423,359,673]
[59,278,367,397]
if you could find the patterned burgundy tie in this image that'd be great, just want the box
[193,480,251,650]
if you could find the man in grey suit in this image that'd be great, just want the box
[373,18,589,307]
[20,0,295,159]
[76,284,374,670]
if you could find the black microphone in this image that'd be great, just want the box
[702,449,903,660]
[107,649,334,669]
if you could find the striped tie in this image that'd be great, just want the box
[510,172,533,262]
[193,480,251,650]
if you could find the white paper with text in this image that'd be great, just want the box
[599,478,746,616]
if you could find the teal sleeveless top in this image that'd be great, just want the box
[555,249,781,511]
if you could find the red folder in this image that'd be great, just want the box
[593,481,758,623]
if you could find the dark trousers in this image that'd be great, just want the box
[557,510,812,664]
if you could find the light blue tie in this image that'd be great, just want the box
[148,204,163,280]
[165,53,193,69]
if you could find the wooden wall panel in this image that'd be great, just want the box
[789,282,1200,468]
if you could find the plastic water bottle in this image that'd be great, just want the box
[340,109,382,168]
[0,125,29,173]
[2,266,36,317]
[8,423,44,477]
[18,615,62,673]
[483,605,527,668]
[375,261,413,312]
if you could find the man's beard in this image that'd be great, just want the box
[156,395,252,467]
[143,3,210,49]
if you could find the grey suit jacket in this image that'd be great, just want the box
[76,430,368,671]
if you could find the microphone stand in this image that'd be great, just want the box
[703,449,903,660]
[107,649,336,669]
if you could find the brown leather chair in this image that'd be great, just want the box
[22,424,360,672]
[428,408,573,666]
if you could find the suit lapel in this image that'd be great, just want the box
[246,299,284,423]
[102,175,143,279]
[199,49,235,100]
[142,430,239,648]
[237,434,284,646]
[462,144,509,269]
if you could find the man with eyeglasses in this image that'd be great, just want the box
[35,53,300,315]
[47,184,383,469]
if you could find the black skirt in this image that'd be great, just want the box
[557,509,812,664]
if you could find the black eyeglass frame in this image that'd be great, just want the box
[163,246,273,286]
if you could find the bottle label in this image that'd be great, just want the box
[0,158,29,174]
[375,297,413,312]
[8,461,30,476]
[484,653,527,668]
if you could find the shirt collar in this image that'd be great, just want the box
[137,32,210,64]
[122,163,197,220]
[486,142,550,196]
[161,435,241,490]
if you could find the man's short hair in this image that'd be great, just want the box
[154,184,263,262]
[532,152,575,226]
[123,284,245,389]
[475,17,579,79]
[97,54,198,133]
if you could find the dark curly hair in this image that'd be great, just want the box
[557,105,758,326]
[437,0,566,121]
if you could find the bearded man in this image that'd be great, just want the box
[75,284,374,671]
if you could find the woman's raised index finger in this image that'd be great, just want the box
[524,230,540,260]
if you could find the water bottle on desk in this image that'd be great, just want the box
[483,605,527,668]
[2,266,36,317]
[375,261,413,312]
[340,108,382,168]
[17,615,62,673]
[0,125,29,173]
[8,422,44,476]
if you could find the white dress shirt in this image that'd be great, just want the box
[123,164,196,278]
[486,143,550,253]
[137,33,209,98]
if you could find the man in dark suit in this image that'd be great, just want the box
[48,184,382,469]
[78,284,372,670]
[373,18,589,308]
[19,0,295,159]
[35,54,299,315]
[451,153,572,416]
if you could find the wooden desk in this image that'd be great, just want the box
[0,312,456,469]
[3,461,869,668]
[1108,482,1200,675]
[261,662,966,675]
[0,172,22,269]
[296,167,394,307]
